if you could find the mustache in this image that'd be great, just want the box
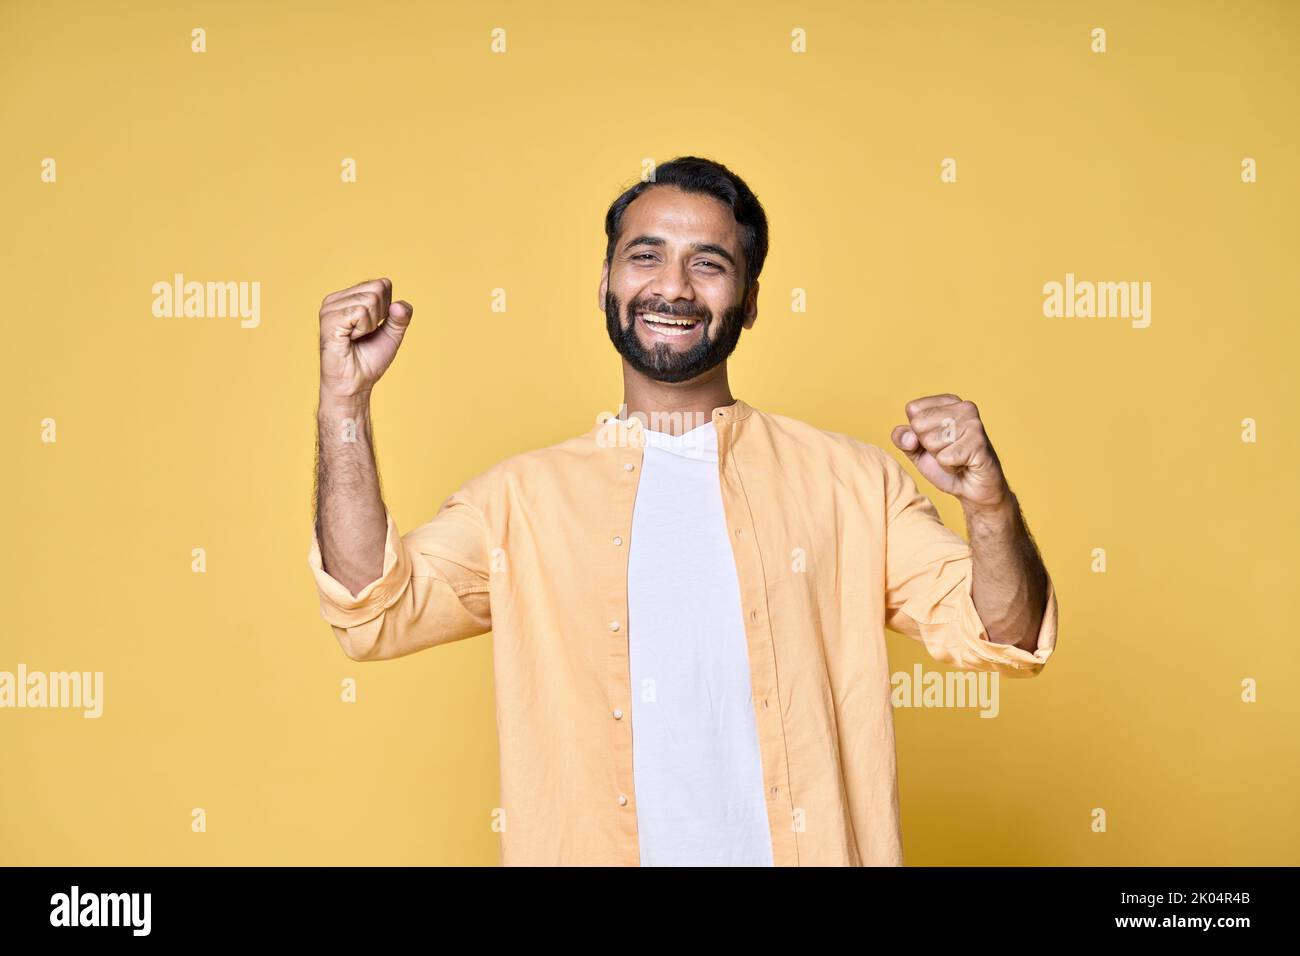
[629,302,709,319]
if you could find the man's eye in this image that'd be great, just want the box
[631,254,721,272]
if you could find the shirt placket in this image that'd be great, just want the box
[713,406,800,866]
[600,415,644,866]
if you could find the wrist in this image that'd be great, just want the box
[318,389,372,418]
[961,491,1019,529]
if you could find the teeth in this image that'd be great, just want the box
[638,312,700,336]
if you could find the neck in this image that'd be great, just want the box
[619,361,735,436]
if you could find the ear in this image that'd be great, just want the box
[597,259,610,311]
[741,280,760,330]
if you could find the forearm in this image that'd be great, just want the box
[963,492,1049,652]
[314,391,388,597]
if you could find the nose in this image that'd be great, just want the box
[646,258,696,309]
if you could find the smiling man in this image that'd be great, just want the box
[309,155,1058,867]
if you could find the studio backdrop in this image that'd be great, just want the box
[2,0,1296,865]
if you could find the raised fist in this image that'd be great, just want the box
[318,277,414,401]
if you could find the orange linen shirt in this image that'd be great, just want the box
[307,398,1058,866]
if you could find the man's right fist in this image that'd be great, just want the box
[318,277,414,401]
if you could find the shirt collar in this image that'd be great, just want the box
[581,397,754,440]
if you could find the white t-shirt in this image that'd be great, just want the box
[625,418,774,866]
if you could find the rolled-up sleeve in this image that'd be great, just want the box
[307,490,492,661]
[877,449,1057,677]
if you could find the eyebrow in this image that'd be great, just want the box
[622,234,737,269]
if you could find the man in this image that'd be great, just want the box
[309,156,1058,867]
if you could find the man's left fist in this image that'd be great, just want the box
[890,394,1010,511]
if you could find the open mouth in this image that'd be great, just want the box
[637,311,703,338]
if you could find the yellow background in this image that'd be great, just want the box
[2,0,1297,865]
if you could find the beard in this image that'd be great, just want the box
[604,290,747,384]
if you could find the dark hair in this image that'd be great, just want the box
[603,156,769,290]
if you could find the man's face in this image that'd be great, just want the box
[599,186,758,384]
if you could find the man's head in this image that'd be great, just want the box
[599,157,769,384]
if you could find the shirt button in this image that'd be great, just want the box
[618,794,629,806]
[749,609,757,622]
[735,527,744,538]
[623,462,635,472]
[609,621,620,632]
[613,708,623,720]
[612,535,623,546]
[770,786,779,796]
[762,698,769,710]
